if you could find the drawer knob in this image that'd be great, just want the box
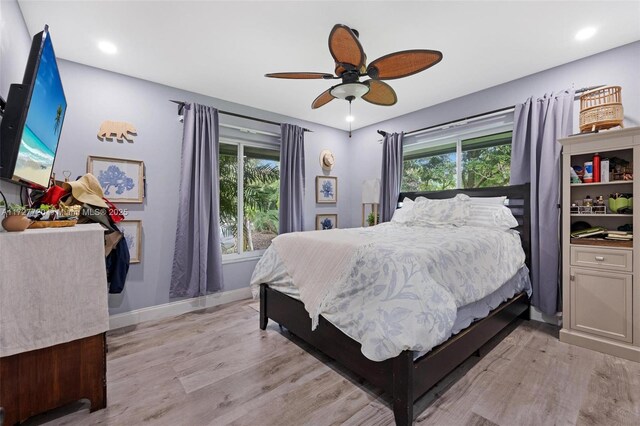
[595,256,605,261]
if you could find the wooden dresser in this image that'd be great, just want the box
[559,127,640,362]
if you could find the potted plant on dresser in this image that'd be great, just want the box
[2,203,32,232]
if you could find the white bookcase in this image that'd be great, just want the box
[559,127,640,362]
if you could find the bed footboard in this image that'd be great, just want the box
[260,284,529,426]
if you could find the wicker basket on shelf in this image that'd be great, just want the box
[579,85,624,133]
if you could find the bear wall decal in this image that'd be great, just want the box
[97,121,137,142]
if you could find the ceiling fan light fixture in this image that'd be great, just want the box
[330,82,370,100]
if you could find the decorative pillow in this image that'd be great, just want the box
[412,194,470,227]
[390,197,425,224]
[466,203,519,229]
[469,196,507,205]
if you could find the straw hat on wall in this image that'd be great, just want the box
[320,150,335,171]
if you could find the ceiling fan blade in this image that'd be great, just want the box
[265,72,334,79]
[367,50,443,80]
[362,80,397,106]
[328,24,365,73]
[312,88,336,109]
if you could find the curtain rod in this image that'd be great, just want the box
[220,123,280,138]
[377,85,604,138]
[170,100,312,132]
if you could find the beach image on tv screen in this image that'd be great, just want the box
[15,33,66,187]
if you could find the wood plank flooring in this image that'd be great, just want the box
[24,300,640,426]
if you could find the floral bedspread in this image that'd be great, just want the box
[250,222,527,361]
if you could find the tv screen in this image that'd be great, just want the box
[0,26,66,188]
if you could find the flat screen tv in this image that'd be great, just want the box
[0,25,67,189]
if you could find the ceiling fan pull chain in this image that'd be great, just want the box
[349,100,352,138]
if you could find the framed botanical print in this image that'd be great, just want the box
[119,220,142,263]
[87,155,144,203]
[316,214,338,230]
[316,176,338,203]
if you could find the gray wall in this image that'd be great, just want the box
[55,61,350,315]
[347,41,640,227]
[0,0,351,314]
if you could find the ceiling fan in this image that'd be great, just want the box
[265,24,443,110]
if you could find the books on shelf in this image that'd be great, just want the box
[606,230,631,236]
[570,227,606,238]
[605,231,633,241]
[571,227,633,241]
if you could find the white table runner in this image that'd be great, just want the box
[0,224,109,357]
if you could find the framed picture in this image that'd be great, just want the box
[316,176,338,203]
[119,220,142,263]
[316,214,338,230]
[87,155,144,203]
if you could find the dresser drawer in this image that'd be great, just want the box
[570,246,632,272]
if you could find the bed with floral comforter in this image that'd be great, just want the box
[251,222,530,362]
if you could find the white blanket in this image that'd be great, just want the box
[272,229,372,329]
[252,222,527,361]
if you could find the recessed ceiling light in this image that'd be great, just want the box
[346,115,355,122]
[575,27,597,41]
[98,40,117,54]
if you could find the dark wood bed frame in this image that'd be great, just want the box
[259,183,531,425]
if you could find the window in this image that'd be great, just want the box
[461,131,512,188]
[219,140,280,257]
[402,130,512,191]
[402,141,457,192]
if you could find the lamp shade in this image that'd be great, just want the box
[362,178,381,203]
[330,82,370,100]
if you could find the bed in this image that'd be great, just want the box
[253,184,531,425]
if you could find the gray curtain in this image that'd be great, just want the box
[279,124,305,234]
[170,103,224,298]
[510,90,574,315]
[380,132,404,222]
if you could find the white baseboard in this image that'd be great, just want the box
[109,287,252,330]
[529,306,561,326]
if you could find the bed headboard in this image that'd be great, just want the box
[398,183,531,269]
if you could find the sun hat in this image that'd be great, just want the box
[63,173,109,208]
[320,150,335,171]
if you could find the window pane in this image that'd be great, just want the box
[461,132,512,188]
[219,143,238,254]
[402,151,457,192]
[243,146,279,252]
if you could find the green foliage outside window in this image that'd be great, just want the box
[401,131,512,191]
[402,154,456,192]
[462,144,511,188]
[219,146,280,254]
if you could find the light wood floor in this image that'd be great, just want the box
[26,300,640,426]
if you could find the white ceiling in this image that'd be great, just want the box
[17,1,640,131]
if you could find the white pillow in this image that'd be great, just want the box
[390,197,427,224]
[469,196,507,205]
[412,194,470,227]
[466,203,519,229]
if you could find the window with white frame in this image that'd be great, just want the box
[401,119,513,191]
[219,139,280,257]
